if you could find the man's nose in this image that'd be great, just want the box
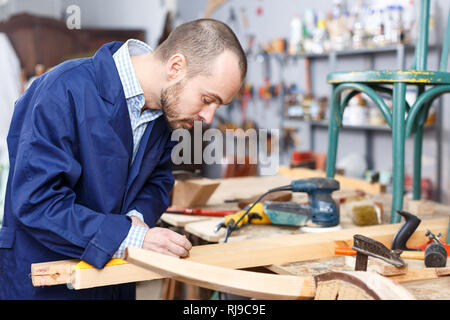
[198,104,217,124]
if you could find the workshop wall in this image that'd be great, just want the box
[2,0,450,203]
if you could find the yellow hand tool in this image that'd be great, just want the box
[220,202,271,228]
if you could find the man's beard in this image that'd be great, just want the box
[160,79,195,130]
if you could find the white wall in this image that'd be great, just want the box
[5,0,63,19]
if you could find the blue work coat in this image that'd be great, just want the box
[0,42,175,299]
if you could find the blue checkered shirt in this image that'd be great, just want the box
[112,39,163,258]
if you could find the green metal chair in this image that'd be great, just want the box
[325,0,450,230]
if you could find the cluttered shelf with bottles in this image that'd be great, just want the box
[234,0,439,131]
[255,0,440,130]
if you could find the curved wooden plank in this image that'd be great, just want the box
[124,247,315,300]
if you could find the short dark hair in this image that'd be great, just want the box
[154,18,247,81]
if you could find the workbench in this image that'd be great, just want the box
[156,170,450,300]
[29,168,450,300]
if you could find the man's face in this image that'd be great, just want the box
[160,50,243,130]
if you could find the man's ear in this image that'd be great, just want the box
[166,53,187,81]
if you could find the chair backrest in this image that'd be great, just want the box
[413,0,430,71]
[439,7,450,71]
[411,0,450,72]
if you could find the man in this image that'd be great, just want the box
[0,18,246,299]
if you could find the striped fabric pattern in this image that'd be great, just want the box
[111,39,164,258]
[113,39,163,163]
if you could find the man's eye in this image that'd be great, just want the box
[202,97,213,104]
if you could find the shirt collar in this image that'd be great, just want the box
[113,39,152,100]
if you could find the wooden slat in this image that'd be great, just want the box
[278,166,386,194]
[181,217,448,269]
[160,213,211,227]
[124,247,316,300]
[31,217,449,290]
[70,263,163,290]
[389,267,450,283]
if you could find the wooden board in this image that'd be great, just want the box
[70,262,163,290]
[31,217,448,290]
[278,167,386,194]
[184,218,302,243]
[160,213,212,227]
[124,247,316,300]
[205,174,363,207]
[206,175,294,205]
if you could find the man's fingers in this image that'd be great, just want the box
[143,242,180,258]
[165,240,190,258]
[167,233,192,251]
[142,227,192,258]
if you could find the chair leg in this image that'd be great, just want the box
[412,86,427,201]
[326,85,341,178]
[390,83,407,224]
[412,122,424,200]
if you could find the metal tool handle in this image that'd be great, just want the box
[391,210,422,251]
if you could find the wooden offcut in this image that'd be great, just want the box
[31,259,78,287]
[171,178,220,207]
[389,266,450,283]
[31,217,449,290]
[344,256,408,276]
[405,199,435,216]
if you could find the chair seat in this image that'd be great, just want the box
[327,70,450,85]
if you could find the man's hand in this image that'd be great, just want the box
[142,227,192,258]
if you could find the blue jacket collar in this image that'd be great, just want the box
[92,41,124,104]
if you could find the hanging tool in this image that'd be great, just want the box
[166,207,239,217]
[238,82,254,124]
[204,0,228,18]
[352,234,405,271]
[214,177,340,242]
